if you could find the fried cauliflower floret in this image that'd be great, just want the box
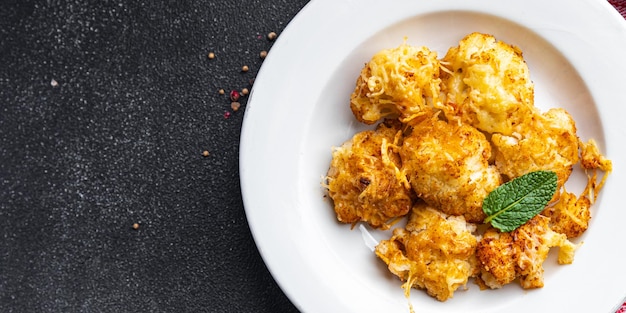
[544,138,612,238]
[515,215,578,288]
[491,108,579,203]
[325,120,413,229]
[350,41,442,125]
[476,215,579,290]
[543,188,591,238]
[474,229,517,289]
[375,202,478,301]
[579,138,612,172]
[440,32,536,135]
[400,113,501,223]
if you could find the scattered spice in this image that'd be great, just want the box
[202,150,210,157]
[51,79,58,87]
[230,90,240,102]
[205,34,269,118]
[132,223,140,230]
[231,102,241,111]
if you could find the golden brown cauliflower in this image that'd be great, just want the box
[350,41,442,125]
[579,138,612,172]
[400,113,501,223]
[491,108,580,203]
[440,32,537,135]
[476,215,579,290]
[543,189,591,238]
[375,202,478,301]
[474,228,517,289]
[325,119,414,229]
[544,138,612,239]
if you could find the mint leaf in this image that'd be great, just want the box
[483,170,557,232]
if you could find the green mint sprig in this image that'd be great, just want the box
[483,170,558,232]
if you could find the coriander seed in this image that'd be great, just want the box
[259,50,267,59]
[208,52,215,59]
[267,31,277,41]
[231,102,241,111]
[241,65,249,72]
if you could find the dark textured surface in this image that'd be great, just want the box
[0,1,307,312]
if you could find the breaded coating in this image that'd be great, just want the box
[474,228,517,289]
[579,138,612,202]
[326,120,413,229]
[440,32,536,135]
[375,202,478,301]
[580,139,612,172]
[491,108,580,203]
[544,138,612,238]
[544,189,591,238]
[400,113,501,223]
[476,215,579,290]
[350,41,442,125]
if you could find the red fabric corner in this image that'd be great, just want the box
[609,0,626,18]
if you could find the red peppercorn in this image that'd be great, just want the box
[230,90,240,102]
[223,111,231,119]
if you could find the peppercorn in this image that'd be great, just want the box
[219,89,225,95]
[202,150,210,157]
[231,102,241,111]
[241,65,249,72]
[259,50,267,59]
[230,90,240,102]
[241,88,249,96]
[132,223,140,230]
[267,31,277,41]
[207,52,215,59]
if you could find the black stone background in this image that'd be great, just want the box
[0,1,308,312]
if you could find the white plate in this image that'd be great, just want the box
[239,0,626,312]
